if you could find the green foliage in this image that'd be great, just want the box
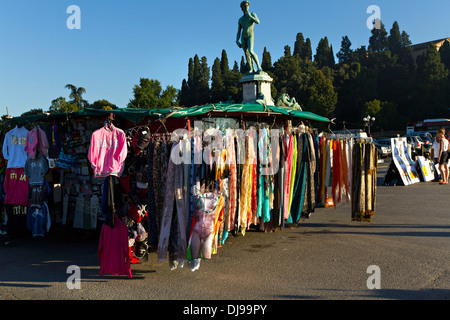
[314,37,335,68]
[48,96,78,114]
[179,54,211,107]
[337,36,352,64]
[21,108,44,116]
[90,99,118,110]
[128,78,178,109]
[65,84,88,110]
[177,20,450,132]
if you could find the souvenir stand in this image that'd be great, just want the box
[0,101,377,276]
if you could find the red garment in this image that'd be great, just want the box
[3,168,29,205]
[98,215,132,278]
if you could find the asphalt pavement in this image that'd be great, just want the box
[0,159,449,303]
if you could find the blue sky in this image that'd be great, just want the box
[1,0,449,117]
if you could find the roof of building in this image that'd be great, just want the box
[411,37,450,51]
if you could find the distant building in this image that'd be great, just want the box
[411,37,450,63]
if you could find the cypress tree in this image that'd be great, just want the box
[198,56,211,105]
[301,38,312,61]
[293,33,305,57]
[211,57,225,103]
[261,46,272,71]
[439,40,450,70]
[314,37,334,68]
[388,21,402,56]
[284,45,292,57]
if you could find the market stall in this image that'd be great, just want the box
[0,103,377,276]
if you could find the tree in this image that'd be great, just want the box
[301,38,312,61]
[293,33,305,57]
[387,22,414,68]
[240,56,247,74]
[417,44,448,85]
[314,37,335,68]
[21,108,44,116]
[198,56,211,105]
[368,20,388,53]
[127,78,178,109]
[65,84,88,110]
[411,44,449,118]
[48,97,78,113]
[90,99,117,110]
[220,49,230,76]
[179,58,195,107]
[439,40,450,70]
[363,99,404,131]
[305,69,337,118]
[211,57,226,102]
[284,45,291,58]
[261,47,273,71]
[336,36,353,64]
[388,21,402,56]
[273,54,337,117]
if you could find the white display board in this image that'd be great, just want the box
[416,156,434,182]
[391,137,420,185]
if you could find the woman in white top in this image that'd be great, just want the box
[437,128,449,184]
[432,136,442,182]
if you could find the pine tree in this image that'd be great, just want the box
[337,36,353,64]
[368,20,388,52]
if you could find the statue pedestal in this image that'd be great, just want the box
[239,72,274,105]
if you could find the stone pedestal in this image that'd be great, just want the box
[239,72,274,105]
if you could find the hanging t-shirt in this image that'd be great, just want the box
[3,167,29,205]
[2,126,29,168]
[88,124,128,178]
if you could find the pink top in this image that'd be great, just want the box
[25,126,49,159]
[98,215,132,278]
[88,125,128,178]
[3,168,29,205]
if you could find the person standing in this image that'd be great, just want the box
[437,128,449,184]
[431,133,442,182]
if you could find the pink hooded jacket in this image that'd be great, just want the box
[88,124,128,178]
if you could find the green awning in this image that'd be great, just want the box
[6,103,330,126]
[166,103,330,123]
